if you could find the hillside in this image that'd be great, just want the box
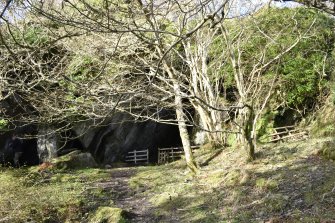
[1,2,335,223]
[0,136,334,222]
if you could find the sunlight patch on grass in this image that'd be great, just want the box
[0,167,111,222]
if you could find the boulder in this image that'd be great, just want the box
[317,140,335,161]
[89,207,126,223]
[52,150,98,169]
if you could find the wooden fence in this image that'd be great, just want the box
[125,149,149,164]
[158,147,183,164]
[158,146,199,164]
[268,125,309,143]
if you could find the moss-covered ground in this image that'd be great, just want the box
[129,138,335,222]
[0,137,334,222]
[0,167,115,222]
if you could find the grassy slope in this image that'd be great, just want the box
[130,138,335,222]
[0,137,334,222]
[0,168,113,222]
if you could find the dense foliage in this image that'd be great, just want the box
[210,8,334,109]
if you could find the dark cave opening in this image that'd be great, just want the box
[91,119,184,165]
[0,113,189,167]
[57,130,85,156]
[274,108,301,128]
[148,123,182,163]
[0,133,39,167]
[20,138,39,166]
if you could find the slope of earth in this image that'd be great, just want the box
[129,138,335,222]
[0,137,334,223]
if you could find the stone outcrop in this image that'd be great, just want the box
[52,150,98,169]
[37,127,59,163]
[1,112,183,166]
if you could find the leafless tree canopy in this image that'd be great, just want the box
[1,0,333,170]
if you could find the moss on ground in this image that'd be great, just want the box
[317,140,335,161]
[0,167,112,222]
[1,137,335,222]
[129,139,335,222]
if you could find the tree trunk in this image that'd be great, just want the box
[154,56,199,172]
[195,105,220,142]
[184,39,224,145]
[173,82,198,173]
[239,106,256,161]
[163,61,198,173]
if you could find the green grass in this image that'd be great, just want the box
[129,140,335,222]
[1,138,335,222]
[0,167,111,222]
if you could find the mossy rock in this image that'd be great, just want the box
[317,141,335,161]
[52,150,98,169]
[255,178,279,191]
[89,207,126,223]
[225,170,241,186]
[264,194,289,212]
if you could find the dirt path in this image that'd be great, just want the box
[94,168,157,223]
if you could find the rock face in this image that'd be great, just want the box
[1,112,183,166]
[75,113,182,164]
[37,127,59,163]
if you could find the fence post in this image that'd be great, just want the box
[146,149,149,164]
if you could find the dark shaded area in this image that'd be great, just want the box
[149,123,182,163]
[0,94,39,124]
[0,110,185,166]
[200,148,224,167]
[274,108,301,128]
[19,138,39,166]
[72,111,184,165]
[57,130,85,156]
[90,119,182,164]
[0,131,39,166]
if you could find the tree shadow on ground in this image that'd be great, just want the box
[153,141,335,222]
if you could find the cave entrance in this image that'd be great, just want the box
[97,120,185,165]
[274,108,301,128]
[0,134,39,167]
[20,138,39,166]
[147,123,184,163]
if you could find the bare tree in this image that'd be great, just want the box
[217,7,323,160]
[276,0,335,15]
[1,0,328,168]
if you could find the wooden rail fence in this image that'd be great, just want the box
[158,146,199,164]
[268,125,309,143]
[125,149,149,164]
[158,147,183,164]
